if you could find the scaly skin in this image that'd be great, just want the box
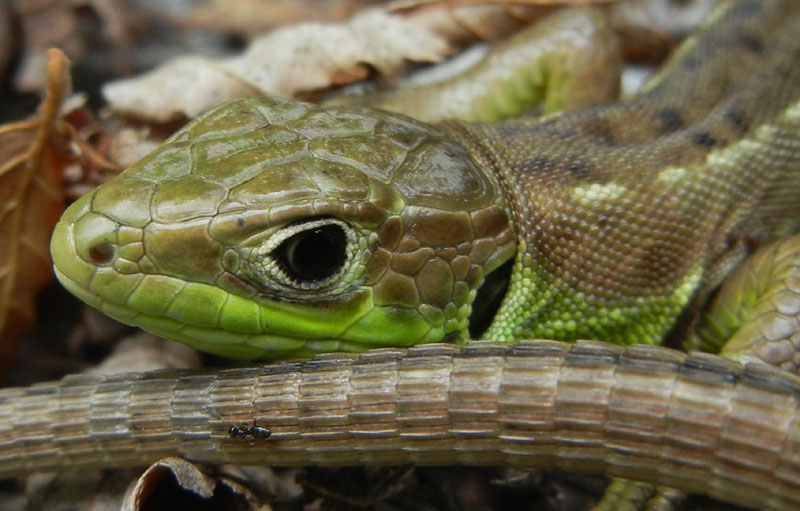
[51,98,517,359]
[1,341,800,510]
[457,0,800,354]
[51,0,800,363]
[6,0,800,509]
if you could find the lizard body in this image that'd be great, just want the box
[3,0,800,508]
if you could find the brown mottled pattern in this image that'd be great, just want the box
[447,0,800,345]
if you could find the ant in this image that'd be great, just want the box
[228,420,271,441]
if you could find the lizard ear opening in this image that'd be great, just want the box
[468,258,512,339]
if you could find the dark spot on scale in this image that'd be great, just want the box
[236,217,245,228]
[724,109,749,134]
[520,156,553,174]
[566,161,593,179]
[578,117,616,145]
[690,130,717,147]
[735,34,764,53]
[655,107,684,132]
[519,155,602,182]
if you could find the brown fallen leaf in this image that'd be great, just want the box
[102,8,452,121]
[99,3,575,123]
[184,0,379,36]
[0,48,70,369]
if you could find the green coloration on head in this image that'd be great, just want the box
[51,96,515,359]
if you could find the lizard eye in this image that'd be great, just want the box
[273,224,347,283]
[263,217,358,290]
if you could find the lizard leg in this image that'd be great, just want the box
[592,480,686,511]
[591,479,656,511]
[689,233,800,374]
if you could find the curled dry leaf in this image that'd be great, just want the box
[0,48,70,368]
[184,0,375,36]
[101,1,645,124]
[123,457,267,511]
[102,9,451,122]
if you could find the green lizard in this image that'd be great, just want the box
[3,0,800,509]
[51,0,800,363]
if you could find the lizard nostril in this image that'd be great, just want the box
[88,241,115,265]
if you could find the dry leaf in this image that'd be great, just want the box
[102,8,453,121]
[101,1,632,122]
[123,457,267,511]
[0,48,69,367]
[185,0,379,36]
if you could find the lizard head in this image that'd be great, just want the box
[50,96,515,359]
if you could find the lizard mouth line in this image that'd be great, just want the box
[52,267,377,360]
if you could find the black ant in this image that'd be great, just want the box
[228,421,271,441]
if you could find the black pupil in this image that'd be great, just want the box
[274,224,347,283]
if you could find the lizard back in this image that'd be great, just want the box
[450,0,800,346]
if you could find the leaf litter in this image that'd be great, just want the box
[0,49,70,369]
[0,1,724,510]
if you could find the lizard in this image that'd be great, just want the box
[1,0,800,509]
